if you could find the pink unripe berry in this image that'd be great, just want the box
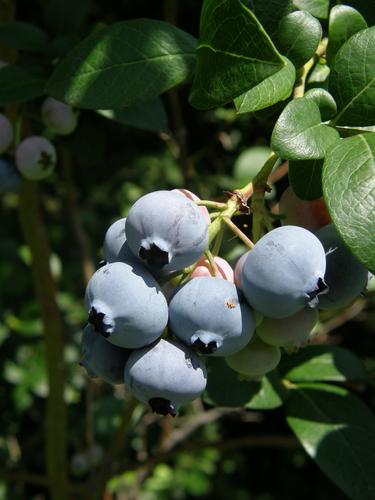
[15,136,56,180]
[171,188,210,224]
[0,113,14,154]
[191,256,234,282]
[41,97,78,135]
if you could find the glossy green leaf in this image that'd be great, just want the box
[330,27,375,126]
[306,61,330,90]
[304,88,337,120]
[98,97,169,133]
[189,0,285,110]
[204,358,285,408]
[279,345,367,382]
[327,5,367,63]
[245,371,287,410]
[292,0,330,19]
[0,66,46,104]
[47,19,197,109]
[286,383,375,500]
[246,0,294,37]
[288,158,323,199]
[234,57,295,114]
[276,11,322,69]
[0,22,49,52]
[271,98,340,160]
[323,133,375,272]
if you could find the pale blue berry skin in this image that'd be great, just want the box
[0,158,21,193]
[240,225,327,318]
[234,251,250,290]
[84,262,168,349]
[102,217,137,265]
[169,277,255,356]
[80,324,131,384]
[125,190,209,273]
[124,338,207,415]
[316,224,368,310]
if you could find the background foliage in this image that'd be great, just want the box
[0,1,375,499]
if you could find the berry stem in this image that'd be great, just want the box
[204,249,219,276]
[196,200,227,210]
[222,217,254,249]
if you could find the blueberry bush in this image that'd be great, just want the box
[1,1,375,499]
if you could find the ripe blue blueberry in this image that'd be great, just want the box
[169,277,255,356]
[316,224,368,309]
[225,335,281,379]
[41,97,78,136]
[125,190,209,273]
[80,324,131,384]
[234,251,250,290]
[124,338,207,416]
[0,113,13,154]
[84,261,168,349]
[256,307,318,349]
[102,217,137,265]
[240,225,327,318]
[0,158,21,193]
[15,136,56,180]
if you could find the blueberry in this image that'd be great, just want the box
[225,335,281,379]
[234,251,250,290]
[102,217,137,265]
[15,136,56,180]
[0,113,13,154]
[124,338,207,416]
[240,225,327,318]
[41,97,78,136]
[316,224,368,309]
[84,262,168,349]
[125,190,209,273]
[0,158,21,193]
[257,307,318,349]
[171,188,211,224]
[80,324,132,384]
[169,276,255,356]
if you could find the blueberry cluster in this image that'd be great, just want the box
[81,190,369,416]
[0,98,77,185]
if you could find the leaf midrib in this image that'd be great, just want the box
[52,51,196,84]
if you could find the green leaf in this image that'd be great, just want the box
[0,66,46,104]
[245,371,288,410]
[292,0,330,19]
[98,97,169,133]
[279,345,367,382]
[271,98,340,160]
[234,57,295,114]
[246,0,294,37]
[322,133,375,272]
[327,5,367,64]
[0,22,49,52]
[189,0,285,110]
[286,383,375,500]
[304,88,337,120]
[289,158,323,199]
[47,19,197,109]
[276,11,322,69]
[306,61,330,90]
[204,357,285,408]
[330,27,375,126]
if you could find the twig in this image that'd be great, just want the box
[18,181,68,500]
